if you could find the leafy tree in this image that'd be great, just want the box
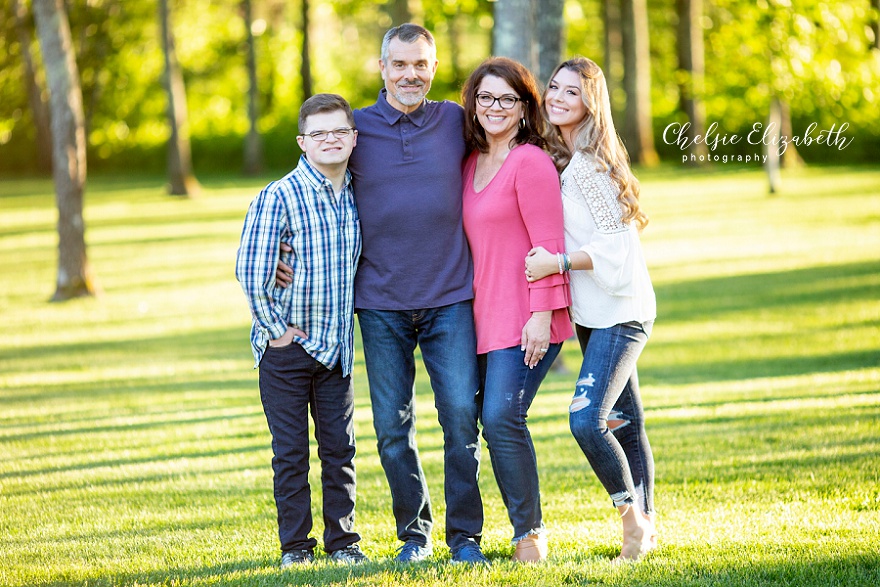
[704,0,880,144]
[421,0,493,91]
[5,0,878,176]
[33,0,97,300]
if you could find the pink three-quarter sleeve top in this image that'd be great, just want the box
[462,144,573,354]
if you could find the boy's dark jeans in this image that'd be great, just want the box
[259,342,360,553]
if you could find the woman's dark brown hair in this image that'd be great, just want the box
[462,57,545,154]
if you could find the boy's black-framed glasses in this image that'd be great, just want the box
[299,127,356,141]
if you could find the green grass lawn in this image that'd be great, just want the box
[1,165,878,586]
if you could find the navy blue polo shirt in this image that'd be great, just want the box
[349,89,474,310]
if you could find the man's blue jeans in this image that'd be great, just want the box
[569,321,655,515]
[477,343,562,541]
[357,301,483,550]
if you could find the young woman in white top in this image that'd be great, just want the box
[524,56,658,561]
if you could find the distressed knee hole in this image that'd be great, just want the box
[569,397,590,413]
[570,374,596,413]
[577,373,596,388]
[607,410,631,431]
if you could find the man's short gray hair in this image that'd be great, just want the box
[380,23,436,62]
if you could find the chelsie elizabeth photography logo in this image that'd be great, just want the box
[663,121,854,164]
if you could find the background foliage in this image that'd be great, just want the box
[1,0,879,175]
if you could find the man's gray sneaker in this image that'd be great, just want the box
[329,543,369,564]
[281,549,314,568]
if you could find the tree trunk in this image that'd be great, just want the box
[78,14,110,141]
[243,0,263,175]
[676,0,708,161]
[33,0,97,301]
[603,0,624,121]
[13,0,53,174]
[873,0,880,50]
[765,98,782,195]
[778,100,804,168]
[536,0,565,86]
[300,0,312,101]
[620,0,659,166]
[386,0,412,25]
[447,13,464,87]
[160,0,199,196]
[264,2,285,115]
[493,0,537,73]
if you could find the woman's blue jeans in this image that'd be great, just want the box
[569,321,654,515]
[477,343,562,541]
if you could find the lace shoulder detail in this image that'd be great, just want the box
[569,153,627,234]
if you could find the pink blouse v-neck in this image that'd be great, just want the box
[462,144,573,354]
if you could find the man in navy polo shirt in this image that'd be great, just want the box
[277,24,485,565]
[350,24,485,565]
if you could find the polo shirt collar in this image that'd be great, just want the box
[376,89,428,127]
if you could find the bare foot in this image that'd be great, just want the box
[616,505,654,562]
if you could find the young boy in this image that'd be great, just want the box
[235,94,365,568]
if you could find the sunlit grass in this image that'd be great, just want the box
[1,165,879,586]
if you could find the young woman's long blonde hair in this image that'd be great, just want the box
[543,57,648,230]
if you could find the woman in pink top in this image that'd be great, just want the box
[460,57,573,563]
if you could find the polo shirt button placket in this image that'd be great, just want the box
[402,122,413,160]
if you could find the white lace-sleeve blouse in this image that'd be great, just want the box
[561,151,657,329]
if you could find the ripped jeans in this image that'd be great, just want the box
[569,321,654,516]
[477,343,562,541]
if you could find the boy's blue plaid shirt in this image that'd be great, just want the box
[235,154,361,376]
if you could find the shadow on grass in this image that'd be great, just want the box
[3,325,246,366]
[553,549,880,587]
[647,259,880,384]
[0,462,272,498]
[0,438,268,483]
[4,260,874,400]
[538,395,880,486]
[649,388,880,411]
[644,348,880,385]
[33,549,880,587]
[655,259,880,322]
[1,326,367,389]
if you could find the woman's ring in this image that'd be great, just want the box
[540,348,549,352]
